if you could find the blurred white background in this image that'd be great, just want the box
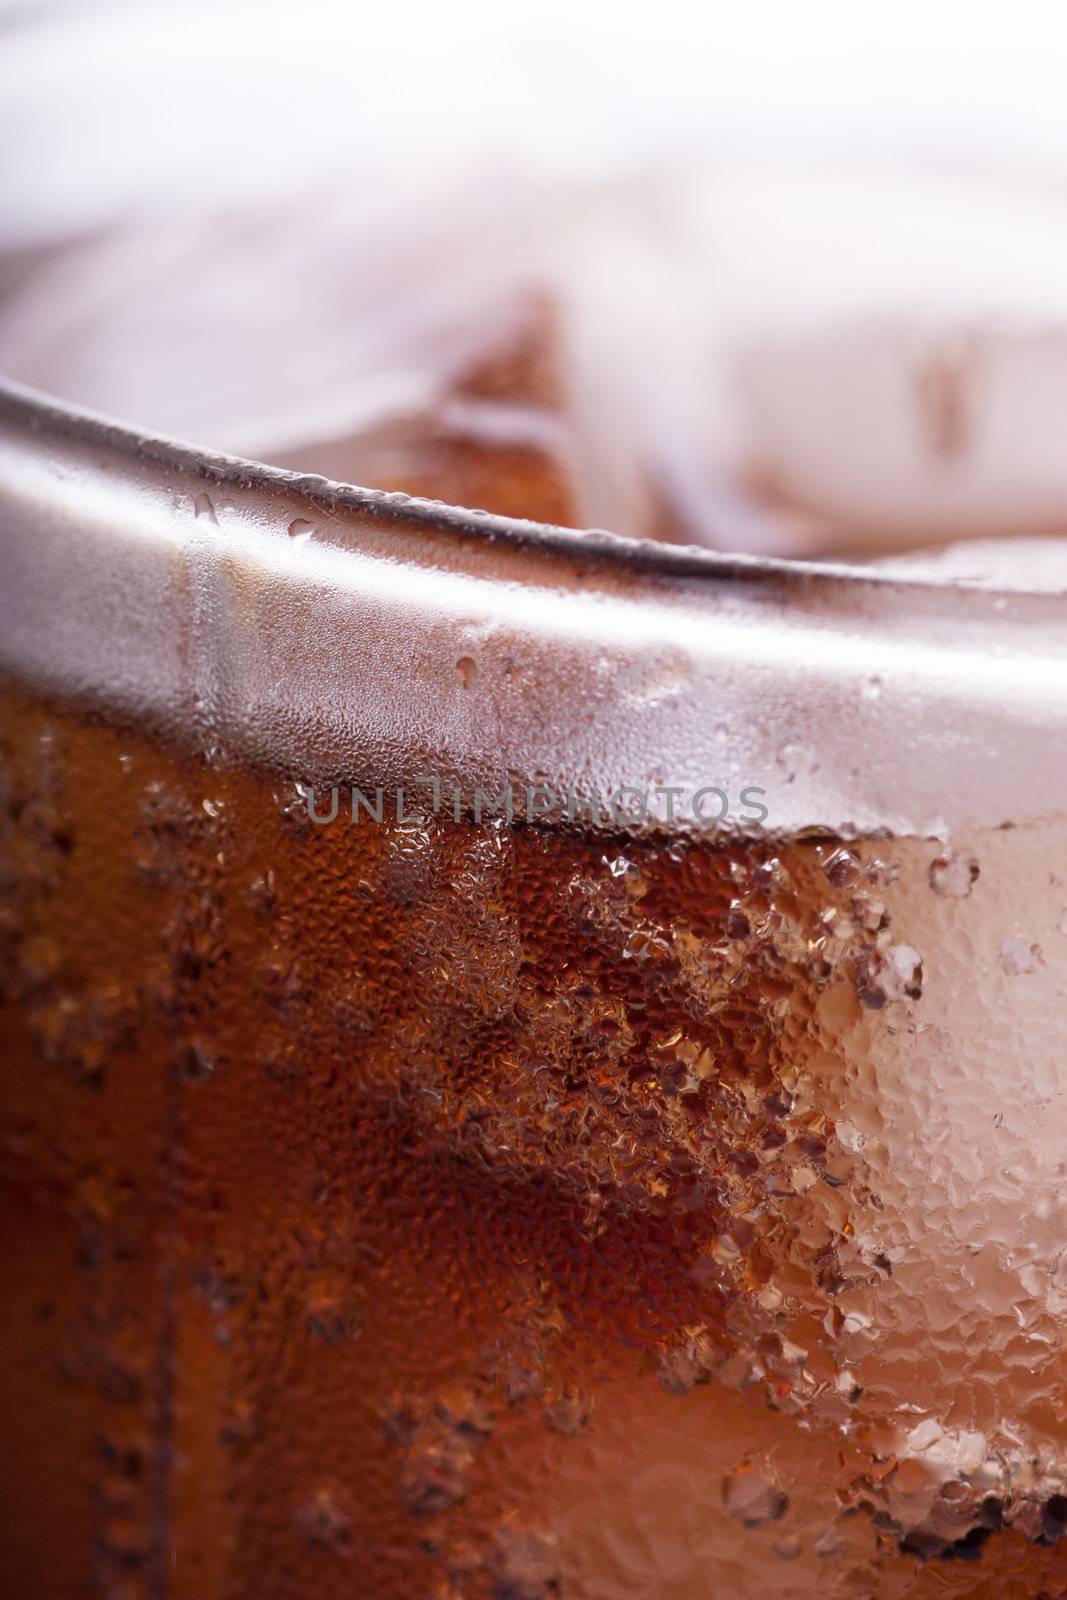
[4,0,1067,555]
[4,0,1067,249]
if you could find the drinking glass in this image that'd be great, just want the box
[4,8,1067,1597]
[3,368,1067,1599]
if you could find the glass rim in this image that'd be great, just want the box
[3,371,1067,846]
[3,376,1063,602]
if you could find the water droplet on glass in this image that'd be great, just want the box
[174,1042,217,1082]
[541,1388,589,1436]
[860,942,923,1006]
[929,850,979,899]
[488,1527,560,1600]
[999,937,1042,976]
[297,1486,351,1552]
[822,848,861,888]
[722,1465,787,1526]
[402,1446,468,1515]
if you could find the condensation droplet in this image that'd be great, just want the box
[999,937,1042,976]
[488,1527,560,1600]
[174,1042,217,1082]
[192,492,218,524]
[541,1388,589,1436]
[860,942,923,1007]
[722,1465,787,1527]
[822,848,861,888]
[297,1486,351,1552]
[287,518,315,543]
[631,648,693,706]
[401,1448,468,1515]
[456,656,477,689]
[929,850,980,899]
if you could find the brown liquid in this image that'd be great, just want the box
[3,683,1066,1599]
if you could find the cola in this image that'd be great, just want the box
[3,660,1067,1598]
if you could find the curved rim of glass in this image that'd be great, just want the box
[3,374,1064,600]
